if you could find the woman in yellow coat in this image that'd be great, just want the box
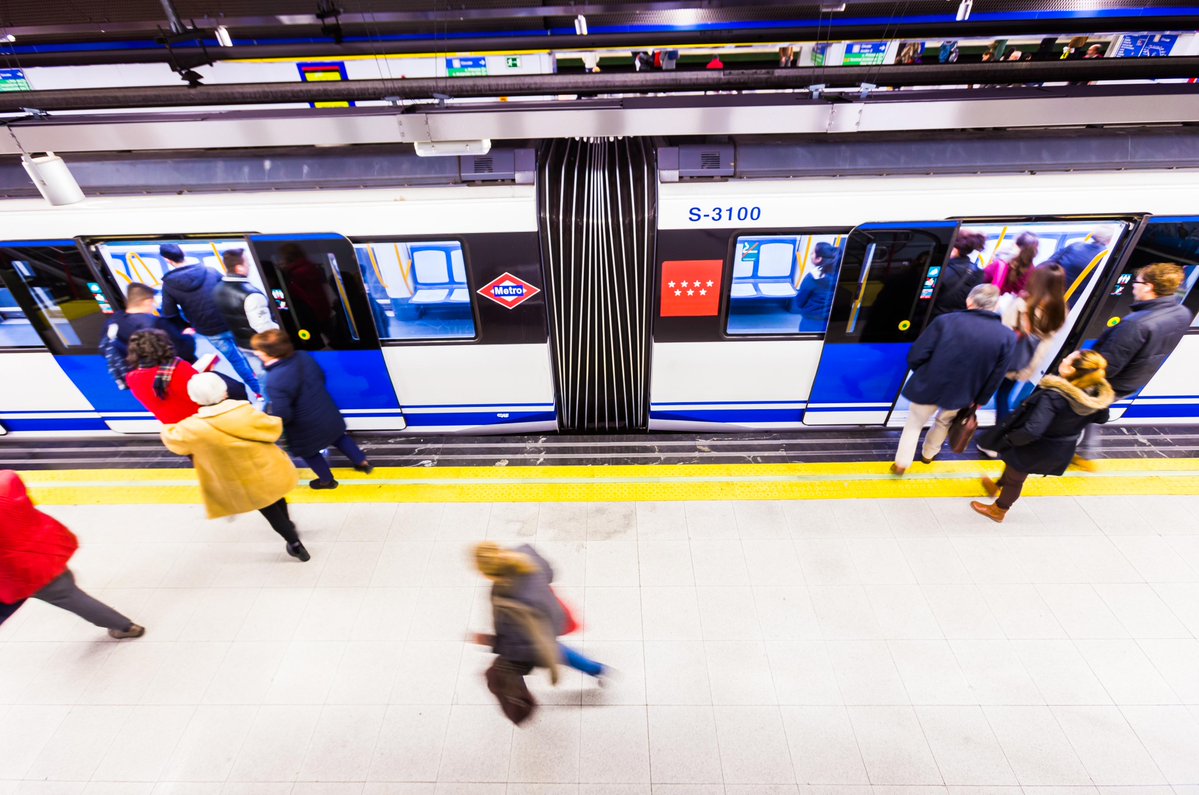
[161,372,310,561]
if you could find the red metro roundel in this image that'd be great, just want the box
[477,272,541,309]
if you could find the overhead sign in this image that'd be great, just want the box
[447,56,488,77]
[477,272,540,309]
[0,68,30,92]
[1116,33,1178,58]
[296,62,352,108]
[844,42,888,66]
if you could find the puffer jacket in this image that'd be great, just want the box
[160,265,230,336]
[0,470,78,602]
[491,545,566,669]
[977,375,1115,476]
[1094,296,1194,397]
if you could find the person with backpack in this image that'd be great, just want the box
[212,248,278,387]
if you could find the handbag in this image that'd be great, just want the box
[552,587,580,635]
[947,404,980,454]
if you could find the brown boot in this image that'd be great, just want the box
[970,501,1007,524]
[889,463,907,476]
[980,476,1000,498]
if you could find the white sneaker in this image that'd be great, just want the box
[977,444,998,459]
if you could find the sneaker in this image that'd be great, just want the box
[354,462,375,474]
[108,624,145,639]
[595,665,616,688]
[309,478,339,490]
[287,542,311,562]
[977,444,999,459]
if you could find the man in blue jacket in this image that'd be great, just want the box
[1043,226,1112,297]
[893,284,1017,475]
[1075,262,1194,466]
[101,282,196,389]
[159,243,262,395]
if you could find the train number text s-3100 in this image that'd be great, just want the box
[688,206,762,223]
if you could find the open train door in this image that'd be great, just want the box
[804,222,959,425]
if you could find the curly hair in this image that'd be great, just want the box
[1137,263,1185,297]
[126,329,177,369]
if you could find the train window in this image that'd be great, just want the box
[352,240,476,341]
[726,234,843,335]
[0,242,112,353]
[1115,219,1199,329]
[247,234,379,351]
[94,239,267,298]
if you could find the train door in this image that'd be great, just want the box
[1071,216,1199,422]
[887,215,1140,425]
[245,234,406,431]
[804,222,959,425]
[0,239,136,433]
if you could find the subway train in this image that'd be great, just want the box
[1,167,1197,437]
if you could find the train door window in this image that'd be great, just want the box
[247,234,379,350]
[726,234,843,335]
[351,240,476,341]
[0,242,112,353]
[93,238,268,301]
[1099,218,1199,329]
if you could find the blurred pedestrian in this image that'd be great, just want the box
[161,372,310,561]
[101,282,195,390]
[0,470,144,638]
[159,243,262,395]
[892,284,1016,474]
[931,230,987,318]
[1042,227,1113,295]
[471,541,607,725]
[213,248,278,388]
[984,231,1038,296]
[124,329,201,424]
[1074,262,1194,468]
[971,350,1115,522]
[251,329,372,490]
[991,263,1069,425]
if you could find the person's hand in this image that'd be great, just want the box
[183,328,196,335]
[469,632,492,645]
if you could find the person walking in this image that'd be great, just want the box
[993,263,1069,424]
[212,248,279,387]
[892,284,1016,475]
[1074,262,1194,467]
[101,282,195,389]
[158,243,263,395]
[930,230,987,318]
[970,350,1115,522]
[984,231,1038,296]
[251,329,373,490]
[124,329,202,424]
[0,470,144,638]
[1042,227,1113,294]
[160,372,310,561]
[471,541,607,725]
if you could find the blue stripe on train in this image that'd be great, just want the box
[403,411,556,427]
[651,408,806,424]
[1,417,110,432]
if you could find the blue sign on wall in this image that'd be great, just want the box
[0,68,30,92]
[447,56,488,76]
[1116,33,1178,58]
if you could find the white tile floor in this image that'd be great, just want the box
[1,495,1198,794]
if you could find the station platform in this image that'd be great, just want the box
[2,430,1197,793]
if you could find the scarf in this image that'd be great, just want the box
[1039,374,1115,416]
[152,359,179,401]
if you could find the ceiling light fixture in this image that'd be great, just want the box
[214,25,233,47]
[414,140,492,157]
[956,0,973,21]
[574,14,589,36]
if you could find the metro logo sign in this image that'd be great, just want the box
[477,272,541,309]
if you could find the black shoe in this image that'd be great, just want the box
[309,478,339,490]
[287,542,311,562]
[920,455,937,465]
[354,462,374,474]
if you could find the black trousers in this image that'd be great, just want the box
[258,498,299,545]
[996,465,1030,510]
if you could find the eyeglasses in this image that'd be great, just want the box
[1132,279,1149,285]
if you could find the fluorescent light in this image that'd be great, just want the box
[956,0,973,21]
[414,140,492,157]
[214,26,233,47]
[574,14,588,36]
[1,33,15,43]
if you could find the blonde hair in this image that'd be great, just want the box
[1137,263,1185,297]
[1067,349,1109,391]
[474,541,539,580]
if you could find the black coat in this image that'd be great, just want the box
[977,386,1110,476]
[902,309,1016,410]
[491,545,566,665]
[930,256,983,319]
[1094,296,1193,397]
[263,351,347,457]
[160,265,230,336]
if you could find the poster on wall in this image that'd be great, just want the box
[843,42,888,66]
[0,68,30,92]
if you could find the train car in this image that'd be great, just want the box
[1,168,1197,437]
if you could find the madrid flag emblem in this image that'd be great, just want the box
[659,260,723,317]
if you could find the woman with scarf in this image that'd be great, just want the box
[992,263,1070,425]
[971,349,1115,522]
[126,329,247,425]
[471,541,607,725]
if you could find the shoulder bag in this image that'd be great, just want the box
[947,404,980,454]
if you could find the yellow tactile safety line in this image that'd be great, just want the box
[16,459,1199,505]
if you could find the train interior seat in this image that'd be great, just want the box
[409,246,470,307]
[730,239,800,302]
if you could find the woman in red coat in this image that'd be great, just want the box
[125,329,201,424]
[0,470,144,638]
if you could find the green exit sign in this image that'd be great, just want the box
[506,56,521,68]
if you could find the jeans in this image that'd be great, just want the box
[995,465,1030,510]
[560,643,604,677]
[203,331,261,394]
[34,570,133,631]
[302,434,368,483]
[894,402,960,470]
[258,498,300,545]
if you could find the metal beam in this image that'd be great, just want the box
[4,87,1199,156]
[4,59,1199,112]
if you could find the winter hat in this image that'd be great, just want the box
[187,372,229,406]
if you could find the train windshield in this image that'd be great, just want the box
[0,242,111,352]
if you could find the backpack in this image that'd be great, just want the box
[101,323,130,390]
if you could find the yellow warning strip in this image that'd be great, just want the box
[16,459,1199,505]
